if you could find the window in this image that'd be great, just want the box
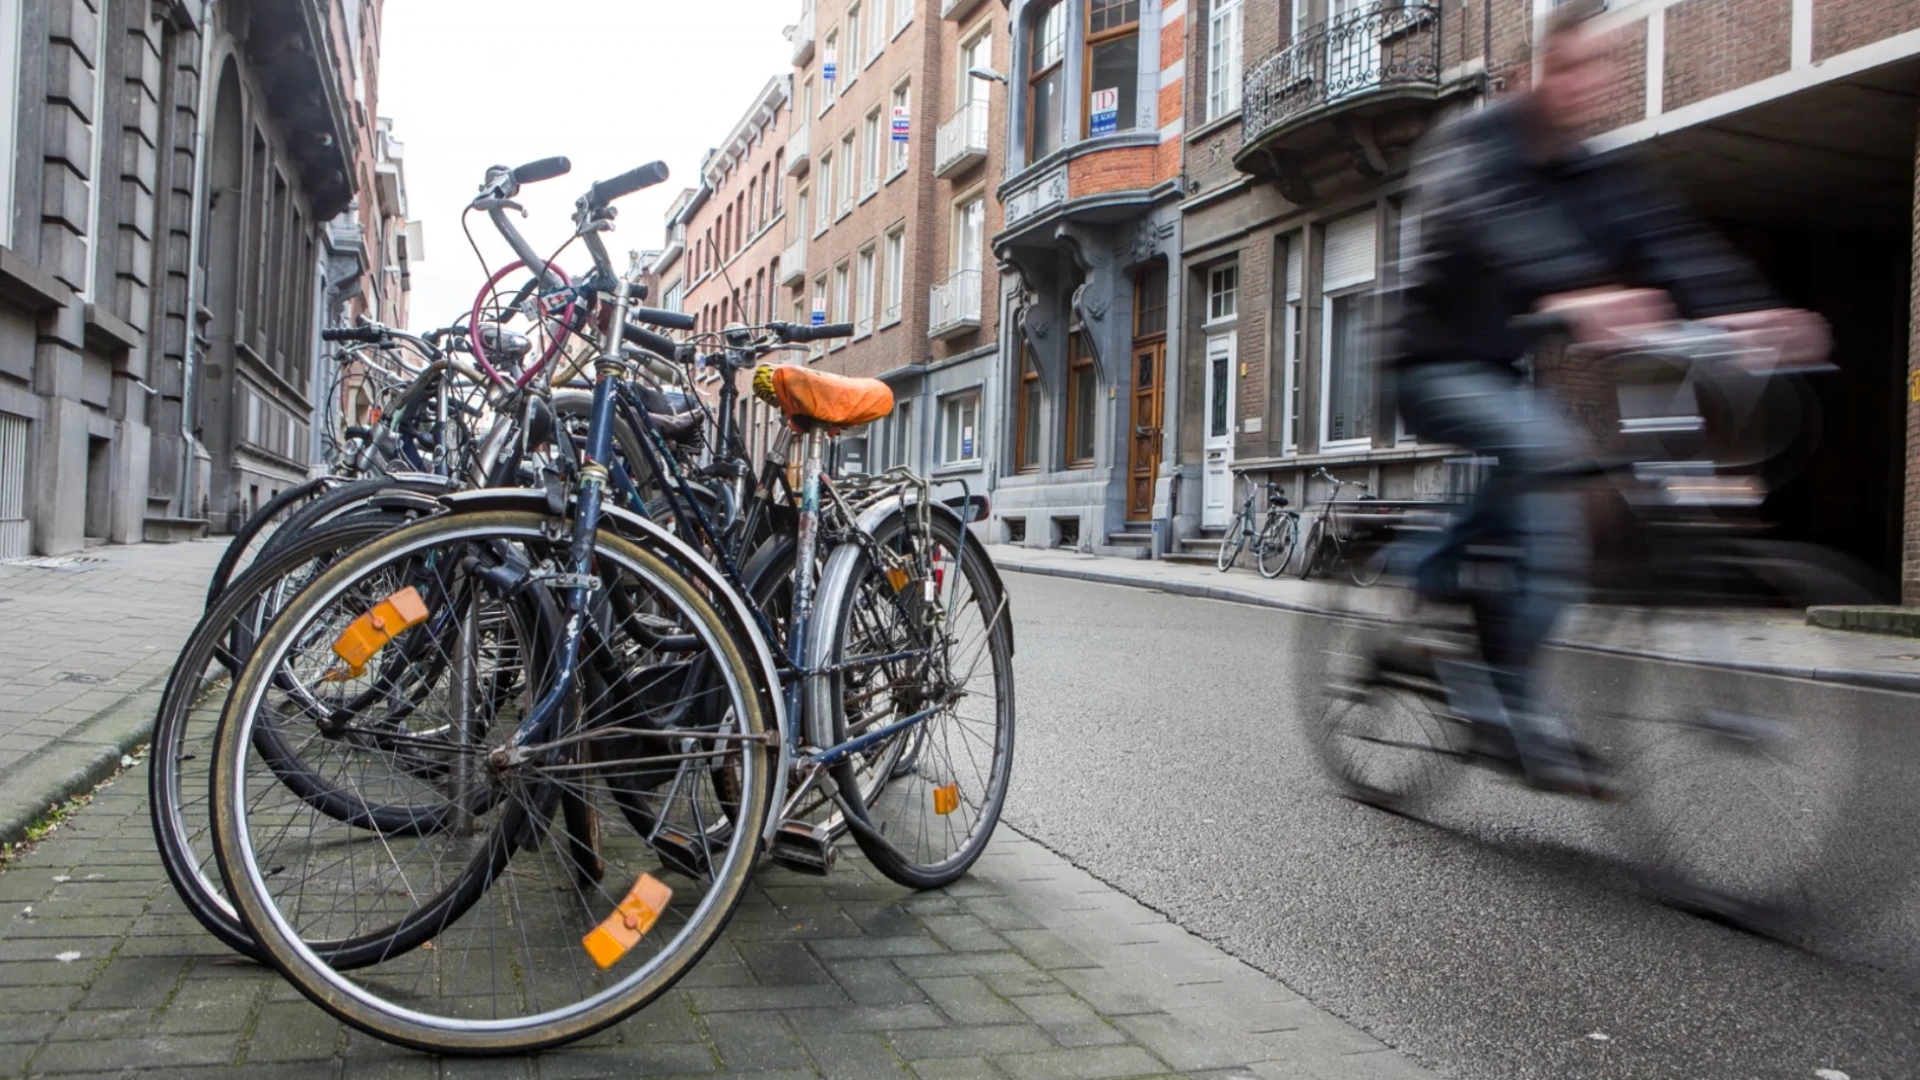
[960,27,992,103]
[747,178,759,233]
[1207,333,1233,438]
[862,109,882,197]
[896,0,914,36]
[845,7,862,79]
[833,261,851,332]
[855,246,876,336]
[1207,264,1238,322]
[811,275,829,355]
[1283,236,1303,453]
[865,0,885,62]
[889,81,911,174]
[796,185,810,235]
[1026,2,1067,161]
[837,132,856,216]
[954,195,985,274]
[883,227,905,324]
[1321,212,1377,445]
[895,399,916,469]
[1136,263,1167,336]
[942,391,981,464]
[774,153,785,207]
[1014,341,1041,472]
[1085,0,1140,137]
[1207,0,1243,121]
[1066,331,1096,465]
[816,152,833,233]
[0,0,21,247]
[823,31,839,102]
[802,77,815,118]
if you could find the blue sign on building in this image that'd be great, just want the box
[1089,87,1118,136]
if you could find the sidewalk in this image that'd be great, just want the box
[0,542,228,844]
[986,544,1920,695]
[0,540,1443,1079]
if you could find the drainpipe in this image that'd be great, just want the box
[178,0,218,522]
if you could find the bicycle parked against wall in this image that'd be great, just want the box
[1215,471,1300,579]
[1298,467,1385,586]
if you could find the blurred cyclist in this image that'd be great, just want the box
[1390,0,1828,793]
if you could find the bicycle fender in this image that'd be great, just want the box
[848,494,1012,655]
[433,488,794,841]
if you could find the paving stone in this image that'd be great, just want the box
[810,934,949,960]
[886,1023,1056,1061]
[960,895,1047,931]
[539,1042,720,1076]
[157,975,263,1034]
[982,970,1067,998]
[0,1011,60,1043]
[917,975,1025,1026]
[703,1009,811,1071]
[78,955,189,1009]
[896,951,1040,978]
[993,1045,1170,1080]
[244,1000,344,1062]
[797,1030,912,1079]
[683,983,849,1013]
[822,957,931,1007]
[0,960,96,988]
[998,931,1098,972]
[782,1003,948,1033]
[735,939,833,985]
[1112,1013,1251,1071]
[30,1031,242,1072]
[1052,969,1158,1017]
[47,1007,164,1041]
[1013,994,1129,1048]
[909,1057,1002,1080]
[919,914,1009,954]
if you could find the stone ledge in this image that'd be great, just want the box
[0,245,75,313]
[1807,605,1920,638]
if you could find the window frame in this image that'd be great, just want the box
[882,225,906,326]
[1064,330,1098,468]
[862,108,882,199]
[1013,339,1042,473]
[941,389,983,466]
[0,0,22,247]
[1206,263,1239,325]
[1082,0,1142,139]
[1206,0,1243,122]
[952,191,986,275]
[837,131,856,218]
[1319,283,1375,449]
[889,79,911,176]
[815,150,834,235]
[832,260,852,348]
[822,30,840,109]
[1026,1,1067,162]
[855,244,876,337]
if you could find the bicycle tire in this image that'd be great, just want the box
[210,509,774,1053]
[1256,514,1297,579]
[815,508,1015,889]
[204,476,340,610]
[1307,618,1469,813]
[1348,540,1388,587]
[151,512,429,964]
[1216,515,1246,572]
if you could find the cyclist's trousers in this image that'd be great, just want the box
[1394,360,1589,752]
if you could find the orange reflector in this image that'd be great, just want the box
[582,873,673,969]
[327,587,429,680]
[886,566,910,593]
[933,783,960,816]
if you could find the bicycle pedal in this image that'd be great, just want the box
[648,826,712,879]
[768,820,838,876]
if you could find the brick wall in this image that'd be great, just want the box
[1906,106,1919,602]
[682,81,792,353]
[1664,0,1791,112]
[1816,0,1920,63]
[1588,18,1647,134]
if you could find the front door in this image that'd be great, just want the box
[1126,342,1165,521]
[1201,332,1236,527]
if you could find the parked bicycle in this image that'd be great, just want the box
[1215,470,1299,579]
[1297,467,1385,585]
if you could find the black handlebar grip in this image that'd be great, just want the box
[511,156,572,184]
[589,161,670,206]
[622,321,680,360]
[321,327,383,343]
[630,307,696,332]
[806,322,855,341]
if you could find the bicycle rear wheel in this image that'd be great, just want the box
[211,510,773,1053]
[1256,514,1297,579]
[1216,515,1246,572]
[1307,618,1469,812]
[816,509,1014,889]
[204,476,339,610]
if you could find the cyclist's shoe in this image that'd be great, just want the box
[1519,742,1618,800]
[1463,721,1522,771]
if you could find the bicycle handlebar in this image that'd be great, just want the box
[589,161,670,207]
[622,320,682,361]
[321,326,385,344]
[631,307,695,332]
[766,320,854,343]
[511,156,572,185]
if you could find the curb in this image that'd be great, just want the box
[996,560,1920,695]
[0,678,162,847]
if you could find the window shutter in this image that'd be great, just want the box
[1322,212,1377,292]
[1285,236,1302,302]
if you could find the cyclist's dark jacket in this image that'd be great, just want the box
[1393,99,1777,373]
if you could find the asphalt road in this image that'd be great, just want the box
[999,572,1920,1080]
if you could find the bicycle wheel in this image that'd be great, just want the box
[1348,539,1389,587]
[1297,519,1325,580]
[814,508,1014,889]
[204,476,340,610]
[1256,514,1298,579]
[1216,515,1246,572]
[1307,617,1469,813]
[211,510,773,1053]
[152,513,419,963]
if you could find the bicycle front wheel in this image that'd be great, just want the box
[211,509,773,1053]
[1256,515,1297,579]
[1297,519,1325,580]
[815,508,1015,889]
[1216,515,1246,572]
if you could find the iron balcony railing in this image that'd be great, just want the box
[928,269,983,339]
[1242,2,1441,144]
[934,98,990,179]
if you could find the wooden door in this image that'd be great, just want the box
[1126,341,1165,521]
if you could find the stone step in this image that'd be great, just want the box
[1807,606,1920,638]
[145,516,211,543]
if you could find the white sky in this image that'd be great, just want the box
[380,1,800,332]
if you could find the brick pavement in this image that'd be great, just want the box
[0,761,1439,1079]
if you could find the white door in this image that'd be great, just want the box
[1201,333,1236,528]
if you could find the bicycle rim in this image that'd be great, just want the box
[1256,516,1296,579]
[211,511,772,1053]
[1216,517,1245,572]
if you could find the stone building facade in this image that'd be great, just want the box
[0,0,379,555]
[1167,0,1918,596]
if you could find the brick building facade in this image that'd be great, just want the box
[1166,0,1918,596]
[0,0,380,556]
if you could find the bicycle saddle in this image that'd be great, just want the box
[753,364,893,432]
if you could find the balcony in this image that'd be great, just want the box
[790,4,816,64]
[934,99,989,179]
[928,270,983,339]
[941,0,987,21]
[779,236,807,285]
[785,125,810,176]
[1234,3,1444,194]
